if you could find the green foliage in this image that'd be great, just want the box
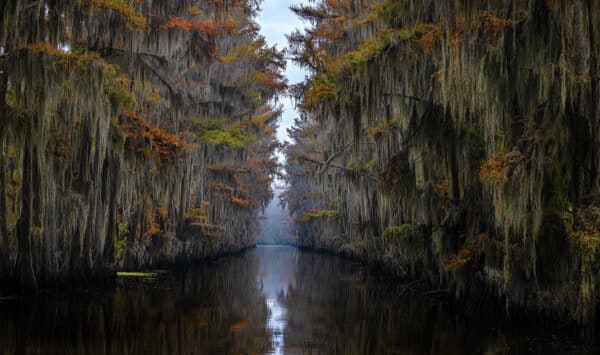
[59,49,105,71]
[348,157,377,174]
[115,222,128,259]
[295,209,340,223]
[104,72,136,109]
[196,118,257,148]
[302,22,438,110]
[383,224,416,241]
[200,126,257,148]
[244,88,262,106]
[327,33,392,74]
[326,24,438,77]
[5,89,16,109]
[193,117,229,130]
[393,23,441,41]
[116,272,157,278]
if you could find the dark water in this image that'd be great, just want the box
[0,245,597,354]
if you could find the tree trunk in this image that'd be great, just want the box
[14,144,37,290]
[0,127,10,281]
[0,53,10,282]
[587,0,599,192]
[102,154,119,273]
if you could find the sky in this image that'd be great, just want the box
[256,0,308,145]
[255,1,308,246]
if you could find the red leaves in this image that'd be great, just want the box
[161,16,216,33]
[121,110,186,164]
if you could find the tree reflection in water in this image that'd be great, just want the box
[0,245,597,354]
[0,253,271,355]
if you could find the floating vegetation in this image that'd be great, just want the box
[117,272,159,278]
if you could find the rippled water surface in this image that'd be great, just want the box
[0,245,597,354]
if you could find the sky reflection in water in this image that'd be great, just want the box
[0,245,597,354]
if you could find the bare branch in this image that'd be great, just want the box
[140,57,180,98]
[318,144,350,174]
[297,155,380,183]
[96,47,168,66]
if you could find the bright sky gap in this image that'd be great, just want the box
[256,3,307,353]
[257,0,308,146]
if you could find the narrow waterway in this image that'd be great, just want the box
[0,245,596,354]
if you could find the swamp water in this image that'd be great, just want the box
[0,245,596,354]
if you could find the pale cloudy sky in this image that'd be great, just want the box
[257,0,308,145]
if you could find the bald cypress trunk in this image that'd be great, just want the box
[588,0,600,192]
[14,144,36,290]
[0,60,10,282]
[0,128,10,282]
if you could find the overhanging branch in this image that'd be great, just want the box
[297,155,380,183]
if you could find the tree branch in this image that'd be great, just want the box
[140,58,179,98]
[96,47,168,66]
[318,144,350,174]
[297,155,380,183]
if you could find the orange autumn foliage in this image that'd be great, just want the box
[253,70,287,91]
[156,207,168,220]
[229,320,249,332]
[210,183,235,195]
[445,234,489,272]
[210,183,251,208]
[326,0,351,10]
[161,16,237,35]
[206,164,250,174]
[184,207,208,223]
[121,110,186,164]
[420,31,439,53]
[481,11,516,35]
[310,20,347,40]
[478,155,507,185]
[228,196,251,208]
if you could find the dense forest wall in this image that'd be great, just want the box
[0,0,285,291]
[282,0,600,323]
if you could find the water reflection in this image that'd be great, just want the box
[257,246,296,354]
[0,245,597,354]
[0,252,271,354]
